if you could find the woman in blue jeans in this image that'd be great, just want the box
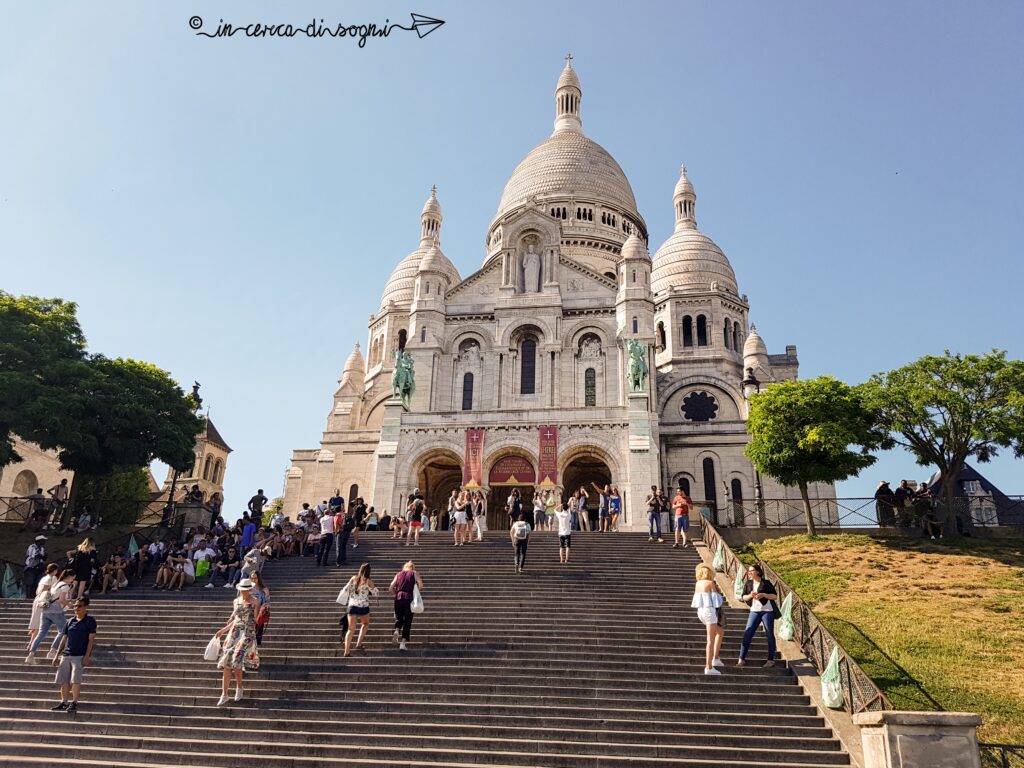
[737,563,779,668]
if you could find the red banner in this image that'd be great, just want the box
[488,455,536,486]
[463,429,485,488]
[537,426,558,487]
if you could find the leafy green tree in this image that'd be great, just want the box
[745,376,885,535]
[77,467,155,524]
[0,292,204,503]
[864,350,1024,531]
[262,497,284,527]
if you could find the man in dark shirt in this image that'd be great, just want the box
[51,597,97,713]
[212,547,241,587]
[247,489,269,522]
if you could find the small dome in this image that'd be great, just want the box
[743,325,768,358]
[381,242,460,309]
[556,61,580,91]
[418,237,458,280]
[651,228,738,295]
[620,232,648,261]
[421,185,441,217]
[674,163,694,198]
[342,343,365,375]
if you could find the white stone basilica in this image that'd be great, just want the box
[284,60,834,529]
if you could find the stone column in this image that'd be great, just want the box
[853,712,982,768]
[370,399,405,516]
[625,391,661,531]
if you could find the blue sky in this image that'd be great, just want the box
[2,1,1022,515]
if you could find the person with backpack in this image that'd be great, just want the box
[26,568,75,662]
[510,513,531,574]
[406,498,425,546]
[507,489,523,530]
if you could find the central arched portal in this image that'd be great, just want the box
[486,453,537,531]
[413,451,463,516]
[562,451,613,530]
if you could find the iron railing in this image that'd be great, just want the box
[980,744,1024,768]
[0,495,180,528]
[699,515,892,714]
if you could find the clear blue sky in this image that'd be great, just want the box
[2,1,1022,516]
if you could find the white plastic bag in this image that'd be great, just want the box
[336,578,352,605]
[410,584,424,614]
[821,646,845,709]
[777,593,795,641]
[712,542,726,572]
[204,635,221,662]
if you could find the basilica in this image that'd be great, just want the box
[284,60,835,530]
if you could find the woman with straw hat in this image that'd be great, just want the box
[214,577,259,705]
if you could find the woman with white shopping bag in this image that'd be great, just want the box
[388,561,423,651]
[212,578,259,705]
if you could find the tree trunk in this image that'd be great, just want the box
[799,481,817,537]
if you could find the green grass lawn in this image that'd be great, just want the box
[740,533,1024,744]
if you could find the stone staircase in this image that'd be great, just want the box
[0,531,850,767]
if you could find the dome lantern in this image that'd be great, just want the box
[553,53,582,134]
[420,185,442,245]
[673,163,697,230]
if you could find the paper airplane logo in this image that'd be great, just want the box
[408,13,445,39]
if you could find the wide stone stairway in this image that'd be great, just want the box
[0,531,850,767]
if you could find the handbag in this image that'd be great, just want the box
[410,584,424,614]
[195,559,211,578]
[204,635,221,662]
[336,578,353,605]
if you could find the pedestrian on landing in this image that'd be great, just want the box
[342,563,379,657]
[247,489,269,523]
[874,481,896,527]
[453,491,470,546]
[555,504,572,564]
[26,564,60,654]
[609,486,622,532]
[543,490,556,532]
[337,507,356,562]
[672,486,692,548]
[389,560,423,651]
[317,508,336,567]
[23,535,47,598]
[692,563,725,675]
[407,498,425,546]
[568,490,580,532]
[507,489,523,530]
[738,563,779,668]
[472,491,487,540]
[214,578,260,705]
[510,513,531,574]
[646,486,664,543]
[50,596,97,714]
[591,482,612,532]
[70,538,99,599]
[577,486,591,531]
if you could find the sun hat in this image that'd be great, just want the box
[236,578,255,591]
[34,535,47,542]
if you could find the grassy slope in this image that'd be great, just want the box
[741,534,1024,744]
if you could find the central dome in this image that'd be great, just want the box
[495,130,640,221]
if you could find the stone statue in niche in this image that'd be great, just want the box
[459,341,481,362]
[522,243,541,293]
[579,336,601,358]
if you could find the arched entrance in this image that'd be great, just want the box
[410,450,462,516]
[562,450,613,530]
[12,470,38,497]
[486,453,537,530]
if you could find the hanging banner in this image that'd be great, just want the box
[537,426,559,487]
[463,428,485,488]
[488,455,536,486]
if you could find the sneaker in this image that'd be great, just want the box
[712,658,724,668]
[399,640,408,651]
[223,583,233,589]
[352,543,358,548]
[672,543,679,549]
[392,629,400,644]
[736,659,746,667]
[46,649,57,660]
[216,695,229,706]
[204,583,214,589]
[24,652,35,664]
[762,660,776,668]
[704,668,722,675]
[648,537,654,543]
[657,538,664,543]
[50,701,68,711]
[66,702,77,714]
[234,688,244,702]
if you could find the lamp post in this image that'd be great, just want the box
[742,367,767,527]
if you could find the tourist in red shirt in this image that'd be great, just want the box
[672,487,692,549]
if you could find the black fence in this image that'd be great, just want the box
[0,494,172,529]
[981,744,1024,768]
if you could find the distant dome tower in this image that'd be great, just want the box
[553,53,582,134]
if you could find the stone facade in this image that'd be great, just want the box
[284,59,835,529]
[161,420,231,504]
[0,437,71,521]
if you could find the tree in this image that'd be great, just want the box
[262,497,284,527]
[0,292,204,504]
[77,466,155,524]
[745,376,885,535]
[864,350,1024,532]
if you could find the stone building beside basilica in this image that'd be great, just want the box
[284,60,835,530]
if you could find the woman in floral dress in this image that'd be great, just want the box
[215,578,258,705]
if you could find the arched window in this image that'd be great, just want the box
[724,319,732,350]
[734,323,742,352]
[203,455,213,481]
[420,327,426,343]
[632,316,638,334]
[683,316,694,347]
[702,457,718,521]
[696,315,708,346]
[462,372,474,411]
[731,478,745,526]
[657,322,666,350]
[397,329,407,351]
[584,368,596,407]
[213,459,223,485]
[676,476,691,496]
[520,337,537,395]
[348,484,359,503]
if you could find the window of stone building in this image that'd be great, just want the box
[723,319,732,350]
[733,323,742,352]
[462,372,474,411]
[348,484,359,503]
[584,368,596,407]
[398,329,407,351]
[420,327,426,343]
[632,317,638,334]
[702,458,718,516]
[213,459,223,485]
[682,391,719,422]
[678,477,691,496]
[683,316,693,347]
[520,338,537,395]
[696,315,708,346]
[203,456,213,481]
[657,322,666,350]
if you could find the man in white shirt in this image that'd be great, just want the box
[46,479,70,530]
[193,542,218,588]
[554,505,573,564]
[316,511,335,567]
[509,514,531,575]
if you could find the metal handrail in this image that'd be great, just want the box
[700,515,892,715]
[980,744,1024,768]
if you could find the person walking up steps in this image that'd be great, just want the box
[738,563,779,668]
[26,569,74,662]
[389,561,423,651]
[510,514,531,574]
[407,498,425,546]
[342,563,379,657]
[50,596,96,714]
[555,503,572,564]
[672,486,692,549]
[317,507,335,567]
[214,578,260,705]
[691,564,725,675]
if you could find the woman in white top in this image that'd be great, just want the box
[690,563,725,675]
[452,491,469,546]
[27,563,59,649]
[25,568,75,662]
[342,563,380,657]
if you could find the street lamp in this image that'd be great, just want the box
[742,367,767,527]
